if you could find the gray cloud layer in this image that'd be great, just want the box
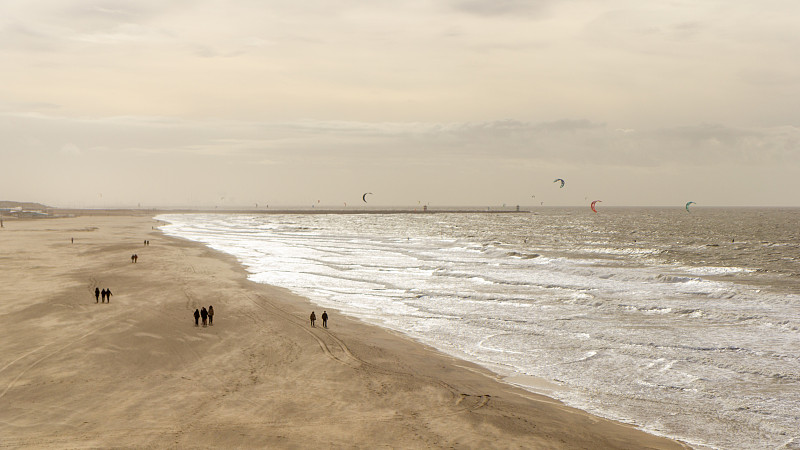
[1,1,798,206]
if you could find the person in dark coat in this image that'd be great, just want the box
[208,305,214,326]
[101,288,107,303]
[105,289,112,303]
[95,287,100,303]
[310,311,316,327]
[321,311,328,328]
[200,307,208,327]
[193,309,200,326]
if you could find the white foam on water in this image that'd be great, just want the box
[159,212,800,449]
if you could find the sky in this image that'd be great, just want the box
[1,0,799,208]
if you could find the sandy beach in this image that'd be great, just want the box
[0,214,688,448]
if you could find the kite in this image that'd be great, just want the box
[591,200,602,213]
[554,178,565,188]
[362,192,373,203]
[685,201,696,212]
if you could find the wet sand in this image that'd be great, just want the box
[0,214,688,448]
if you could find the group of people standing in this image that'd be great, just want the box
[309,310,328,328]
[94,287,113,303]
[193,306,215,327]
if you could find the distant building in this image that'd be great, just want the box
[0,207,50,218]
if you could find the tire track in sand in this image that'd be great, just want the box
[0,275,132,401]
[0,321,118,401]
[246,293,490,412]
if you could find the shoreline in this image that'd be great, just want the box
[0,214,688,448]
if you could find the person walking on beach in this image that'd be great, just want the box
[131,254,135,263]
[322,311,328,328]
[310,311,316,327]
[101,288,107,303]
[105,288,112,303]
[194,309,200,326]
[208,305,214,326]
[200,307,208,327]
[95,287,100,303]
[133,254,138,263]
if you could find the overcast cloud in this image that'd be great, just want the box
[1,0,798,207]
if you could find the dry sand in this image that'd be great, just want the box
[0,215,688,448]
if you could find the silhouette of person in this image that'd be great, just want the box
[208,305,214,326]
[101,288,107,303]
[133,254,138,263]
[95,287,100,303]
[105,288,112,303]
[321,311,328,328]
[310,311,316,327]
[194,309,200,326]
[200,307,208,327]
[131,254,135,263]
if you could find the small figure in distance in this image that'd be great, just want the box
[200,307,208,327]
[310,311,316,327]
[322,311,328,328]
[133,254,138,263]
[101,288,107,303]
[194,309,200,327]
[105,288,113,303]
[131,254,135,263]
[208,305,214,326]
[95,287,100,303]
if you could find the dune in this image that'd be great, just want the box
[0,214,687,448]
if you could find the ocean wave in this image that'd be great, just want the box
[656,274,701,283]
[506,251,541,259]
[158,211,800,449]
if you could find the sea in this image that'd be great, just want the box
[157,208,800,449]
